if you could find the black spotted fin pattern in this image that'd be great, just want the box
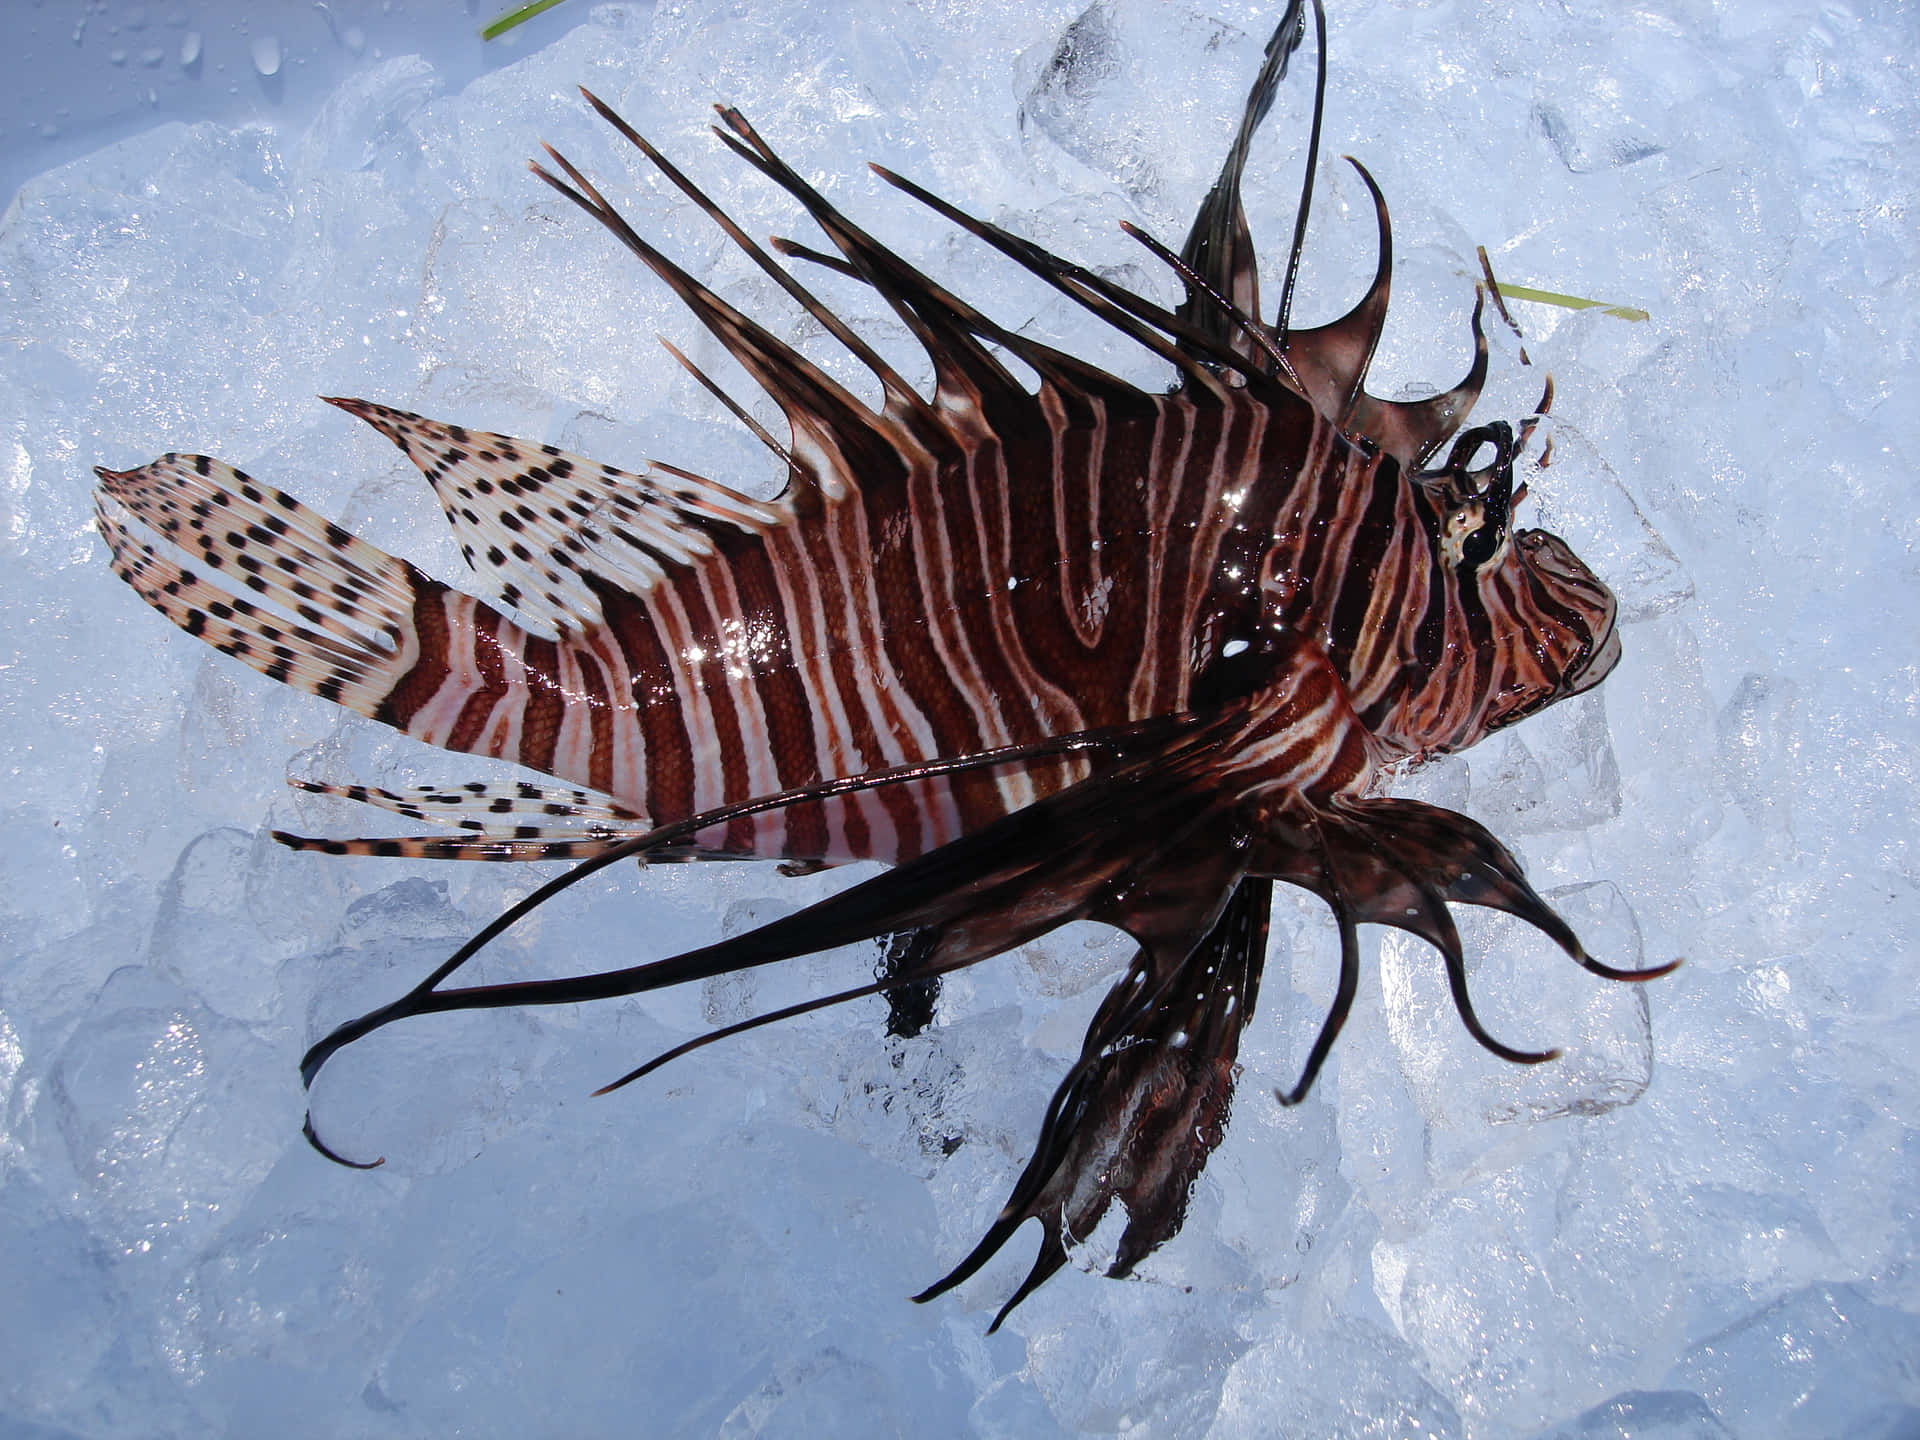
[95,3,1674,1326]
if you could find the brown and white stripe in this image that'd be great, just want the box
[94,93,1616,873]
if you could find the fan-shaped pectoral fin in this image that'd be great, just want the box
[296,710,1235,1162]
[914,874,1270,1332]
[1253,794,1679,1105]
[575,755,1252,1108]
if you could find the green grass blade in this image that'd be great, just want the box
[1493,281,1649,323]
[481,0,569,41]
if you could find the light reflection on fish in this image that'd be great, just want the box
[94,1,1673,1328]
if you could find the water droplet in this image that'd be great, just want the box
[250,33,281,78]
[109,47,129,66]
[179,30,200,66]
[342,25,366,55]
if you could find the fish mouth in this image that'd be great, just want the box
[1562,618,1622,695]
[1515,527,1622,696]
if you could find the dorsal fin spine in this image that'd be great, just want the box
[871,164,1252,401]
[708,113,1033,417]
[529,143,881,510]
[576,87,925,417]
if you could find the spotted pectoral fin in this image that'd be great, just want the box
[914,877,1269,1331]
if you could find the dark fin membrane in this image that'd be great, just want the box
[875,929,942,1040]
[294,711,1214,1150]
[1254,795,1679,1103]
[1269,156,1490,469]
[1088,0,1488,469]
[914,877,1270,1331]
[1174,0,1305,364]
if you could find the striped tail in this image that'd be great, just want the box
[94,453,439,719]
[94,450,660,859]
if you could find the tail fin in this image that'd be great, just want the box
[94,453,437,719]
[94,449,623,796]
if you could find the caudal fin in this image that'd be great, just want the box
[94,452,443,722]
[94,445,642,804]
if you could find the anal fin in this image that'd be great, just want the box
[273,777,658,862]
[287,777,647,829]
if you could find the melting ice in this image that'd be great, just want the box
[1,0,1915,1435]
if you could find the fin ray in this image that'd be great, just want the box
[326,397,780,629]
[529,143,892,510]
[915,876,1269,1331]
[1174,0,1306,363]
[288,777,647,828]
[270,830,651,861]
[93,470,426,718]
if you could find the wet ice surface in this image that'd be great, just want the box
[3,0,1916,1435]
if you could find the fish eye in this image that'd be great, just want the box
[1430,421,1516,574]
[1443,498,1510,571]
[1440,497,1510,571]
[1461,519,1507,568]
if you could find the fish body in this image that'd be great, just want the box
[97,370,1609,866]
[94,8,1666,1328]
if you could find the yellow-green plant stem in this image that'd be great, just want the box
[481,0,569,41]
[1494,282,1648,323]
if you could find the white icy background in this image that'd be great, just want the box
[3,0,1916,1434]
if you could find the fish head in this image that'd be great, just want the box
[1423,423,1621,740]
[1493,525,1623,710]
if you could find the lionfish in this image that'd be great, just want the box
[94,3,1672,1328]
